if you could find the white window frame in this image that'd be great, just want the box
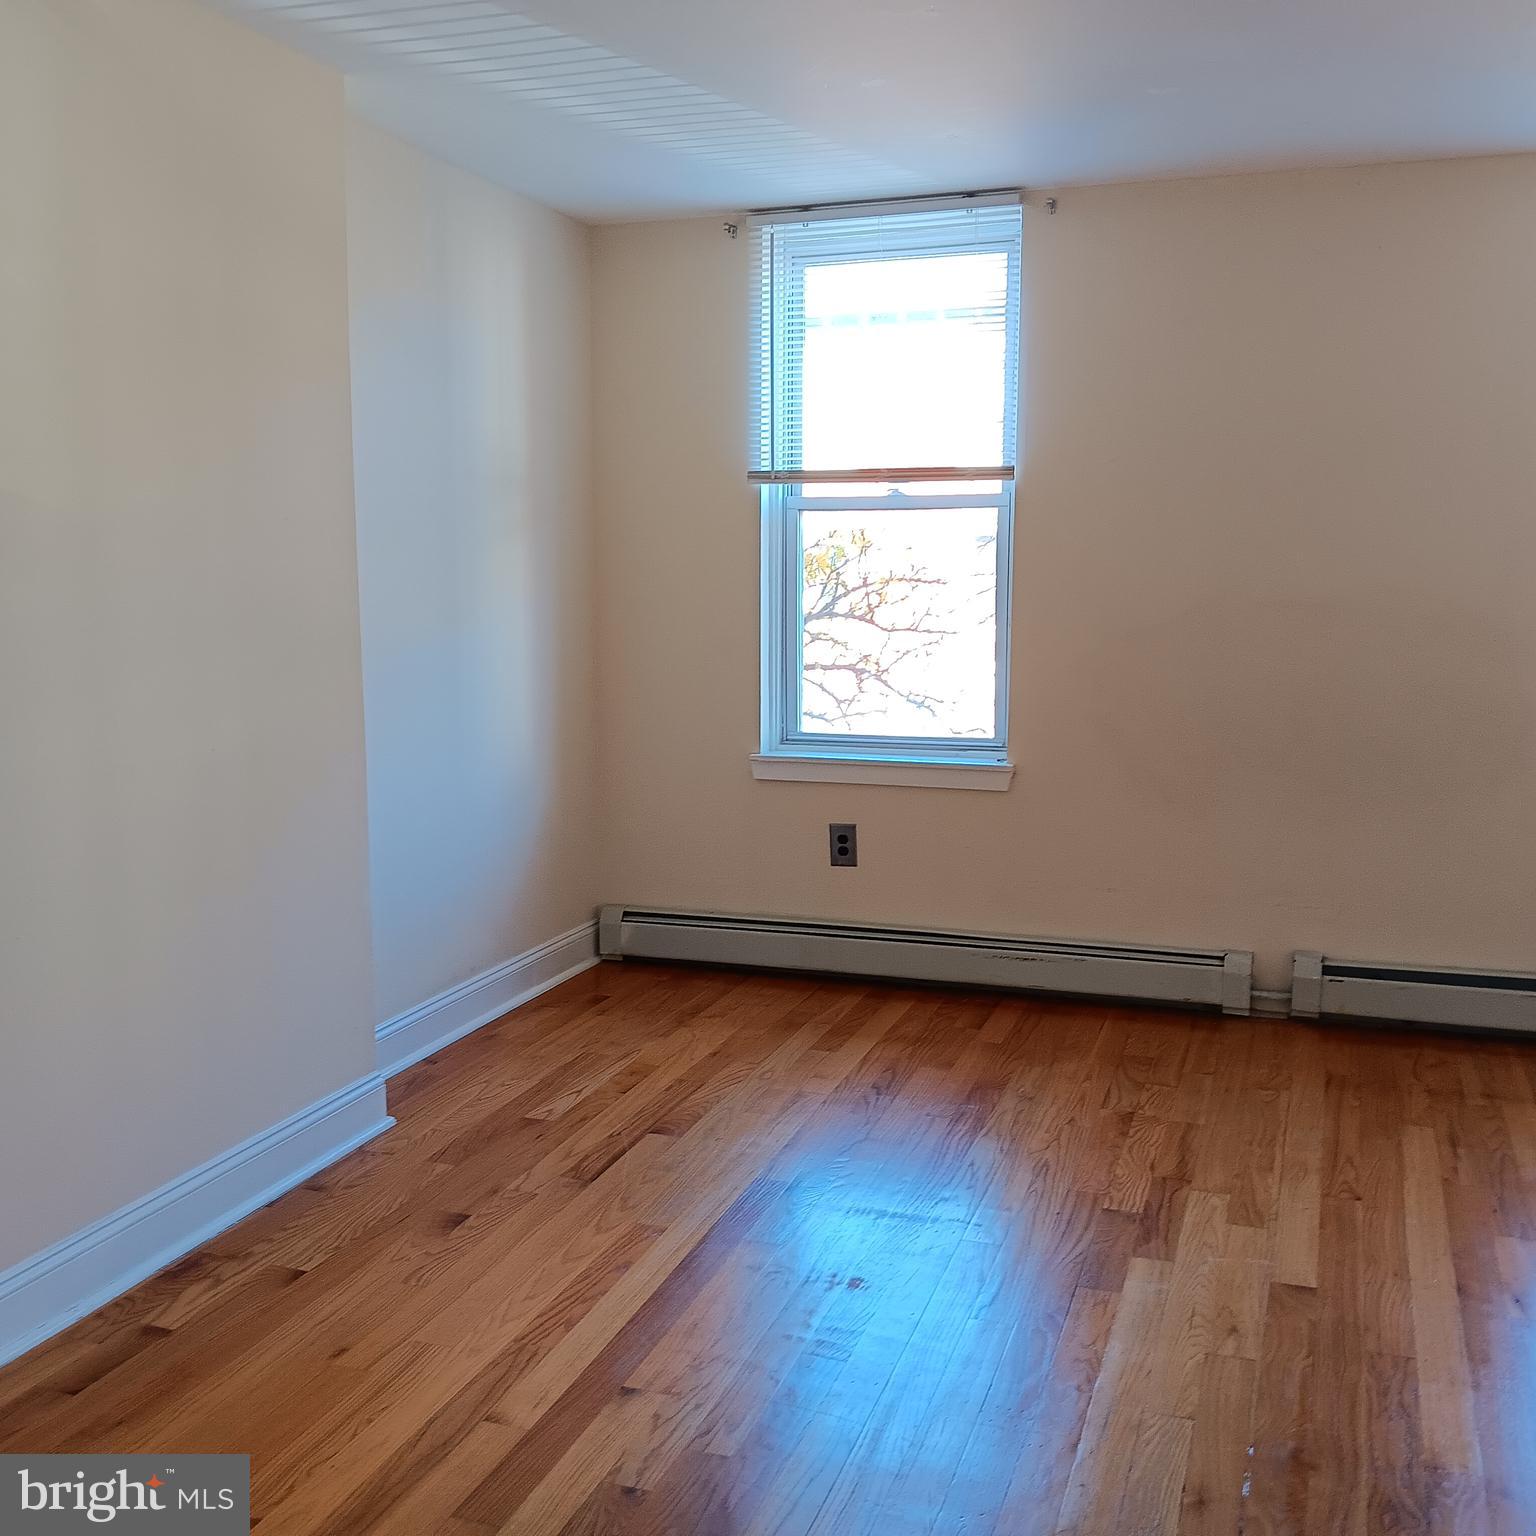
[753,204,1021,787]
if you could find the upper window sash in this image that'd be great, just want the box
[749,197,1023,485]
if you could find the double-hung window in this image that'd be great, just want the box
[750,195,1023,787]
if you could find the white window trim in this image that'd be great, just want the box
[753,204,1021,784]
[749,754,1015,791]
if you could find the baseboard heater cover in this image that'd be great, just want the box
[598,906,1253,1015]
[1291,952,1536,1033]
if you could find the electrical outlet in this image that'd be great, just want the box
[828,823,857,868]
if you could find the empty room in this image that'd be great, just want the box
[3,0,1535,1531]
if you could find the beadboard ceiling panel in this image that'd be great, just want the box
[203,0,1536,220]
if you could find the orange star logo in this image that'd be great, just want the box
[146,1476,164,1489]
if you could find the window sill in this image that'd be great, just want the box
[749,754,1014,791]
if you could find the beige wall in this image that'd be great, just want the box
[0,0,376,1267]
[592,156,1536,989]
[346,119,597,1023]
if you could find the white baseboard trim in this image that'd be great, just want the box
[376,921,600,1079]
[0,1072,392,1370]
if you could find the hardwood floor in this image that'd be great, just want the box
[4,961,1536,1534]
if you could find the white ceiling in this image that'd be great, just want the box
[208,0,1536,222]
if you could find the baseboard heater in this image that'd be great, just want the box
[1291,952,1536,1033]
[598,906,1253,1015]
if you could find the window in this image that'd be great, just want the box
[750,197,1022,786]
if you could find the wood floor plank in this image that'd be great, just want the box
[1274,1037,1326,1286]
[1178,1352,1255,1536]
[1111,1409,1194,1536]
[3,963,1533,1533]
[978,1281,1119,1536]
[1244,1280,1317,1536]
[1303,1197,1369,1536]
[1054,1256,1172,1535]
[1402,1123,1484,1477]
